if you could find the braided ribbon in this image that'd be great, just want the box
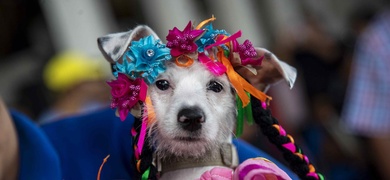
[131,98,156,180]
[273,124,325,180]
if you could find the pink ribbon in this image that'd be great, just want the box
[136,107,149,158]
[198,52,227,76]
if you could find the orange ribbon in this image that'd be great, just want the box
[218,49,271,107]
[195,16,271,107]
[97,154,110,180]
[175,54,194,67]
[195,15,216,30]
[145,96,156,126]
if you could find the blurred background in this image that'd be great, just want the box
[0,0,388,179]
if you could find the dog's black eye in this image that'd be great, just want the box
[207,81,223,92]
[156,80,170,90]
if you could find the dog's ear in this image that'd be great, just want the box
[235,48,297,92]
[97,25,160,64]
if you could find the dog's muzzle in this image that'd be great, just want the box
[177,106,205,132]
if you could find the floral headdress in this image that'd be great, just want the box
[107,17,271,133]
[99,17,323,180]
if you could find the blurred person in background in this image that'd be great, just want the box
[39,51,111,124]
[265,5,379,179]
[270,13,347,177]
[342,6,390,180]
[0,97,61,180]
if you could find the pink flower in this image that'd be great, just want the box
[108,73,132,98]
[107,73,148,121]
[166,21,204,56]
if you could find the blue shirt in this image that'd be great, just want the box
[12,111,61,180]
[12,108,298,179]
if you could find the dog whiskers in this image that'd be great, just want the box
[230,129,238,139]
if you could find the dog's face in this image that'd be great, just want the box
[148,61,236,158]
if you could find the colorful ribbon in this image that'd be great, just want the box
[235,92,254,137]
[236,94,244,137]
[175,54,195,67]
[195,15,217,30]
[219,49,271,107]
[141,167,151,180]
[198,52,226,76]
[204,31,242,51]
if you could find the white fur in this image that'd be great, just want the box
[148,61,236,179]
[149,61,236,157]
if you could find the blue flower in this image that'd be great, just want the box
[120,35,171,84]
[196,24,230,52]
[113,58,134,77]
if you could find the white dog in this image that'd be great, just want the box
[98,24,296,180]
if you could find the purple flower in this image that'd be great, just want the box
[166,21,204,56]
[233,39,263,66]
[238,40,257,59]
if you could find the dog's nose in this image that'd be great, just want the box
[177,107,205,132]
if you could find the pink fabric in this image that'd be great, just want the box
[234,158,291,180]
[198,158,291,180]
[198,52,227,76]
[198,167,233,180]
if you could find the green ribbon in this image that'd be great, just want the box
[224,49,230,58]
[318,173,325,180]
[235,92,254,137]
[236,94,244,137]
[141,167,150,180]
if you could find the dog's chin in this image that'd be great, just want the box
[174,136,202,142]
[155,136,216,158]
